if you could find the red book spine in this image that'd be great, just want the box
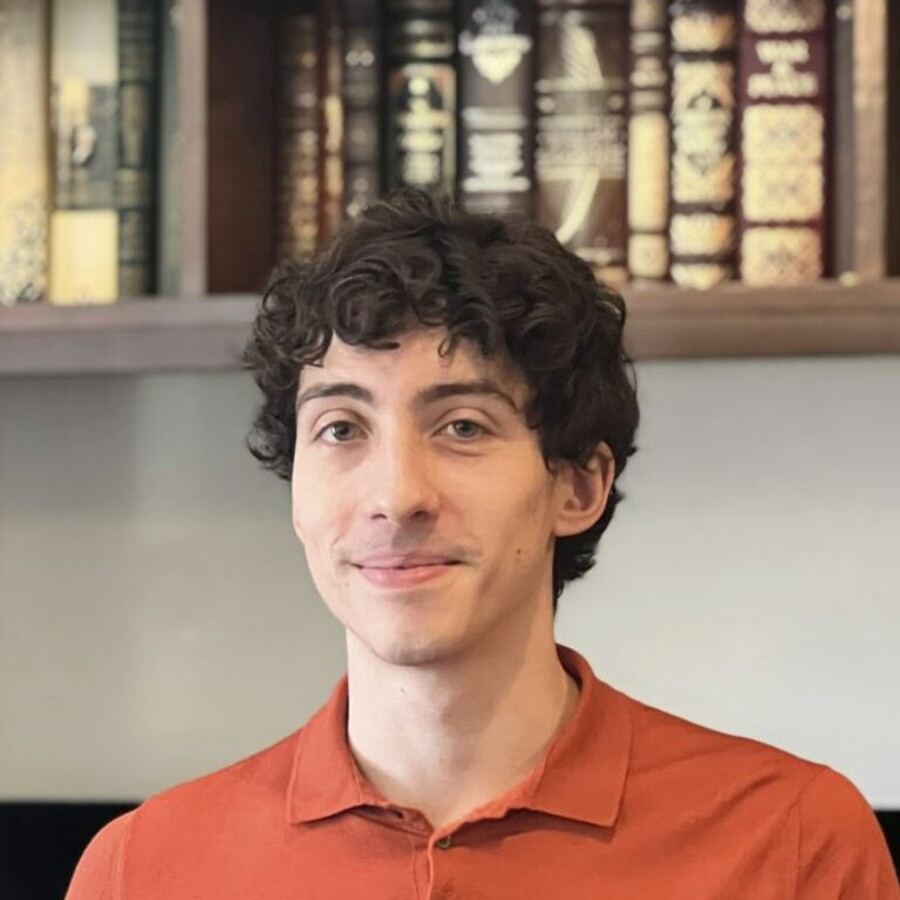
[738,0,829,285]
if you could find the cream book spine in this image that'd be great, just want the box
[0,0,51,306]
[49,0,119,304]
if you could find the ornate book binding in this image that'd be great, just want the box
[458,0,535,218]
[275,4,319,262]
[117,0,158,297]
[318,0,344,244]
[738,0,829,285]
[385,0,457,197]
[341,0,381,219]
[535,0,629,285]
[668,0,739,289]
[627,0,670,281]
[50,0,119,304]
[0,0,50,305]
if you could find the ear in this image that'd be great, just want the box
[552,442,617,538]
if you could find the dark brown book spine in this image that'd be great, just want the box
[341,0,381,218]
[207,0,276,291]
[384,0,456,196]
[117,0,158,297]
[457,0,535,217]
[274,4,319,263]
[738,0,829,285]
[890,0,900,277]
[318,0,344,243]
[535,0,629,284]
[668,0,738,289]
[627,0,670,280]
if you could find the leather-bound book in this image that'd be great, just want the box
[274,2,319,263]
[341,0,381,218]
[738,0,829,285]
[535,0,629,285]
[627,0,670,281]
[0,0,49,305]
[384,0,456,197]
[457,0,535,217]
[668,0,739,289]
[318,0,344,243]
[117,0,159,297]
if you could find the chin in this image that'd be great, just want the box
[353,622,475,669]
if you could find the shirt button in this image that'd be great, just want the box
[435,835,452,850]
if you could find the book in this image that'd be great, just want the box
[274,2,319,263]
[156,0,180,295]
[535,0,629,284]
[49,0,120,303]
[830,0,855,281]
[341,0,381,219]
[384,0,456,197]
[117,0,158,297]
[668,0,739,289]
[738,0,829,285]
[457,0,535,217]
[207,0,276,291]
[627,0,670,281]
[0,0,50,306]
[318,0,344,244]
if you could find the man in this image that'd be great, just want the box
[68,190,898,898]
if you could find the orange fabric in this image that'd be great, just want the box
[67,646,898,899]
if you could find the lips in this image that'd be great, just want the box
[354,555,460,570]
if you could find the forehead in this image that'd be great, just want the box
[298,328,527,400]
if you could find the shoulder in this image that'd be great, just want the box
[66,729,303,898]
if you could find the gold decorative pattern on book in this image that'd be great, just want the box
[669,262,732,290]
[670,212,735,256]
[743,162,823,221]
[741,227,821,284]
[628,112,669,230]
[628,234,668,280]
[670,13,737,53]
[744,0,825,34]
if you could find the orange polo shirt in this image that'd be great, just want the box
[67,646,898,899]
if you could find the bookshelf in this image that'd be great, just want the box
[0,0,897,377]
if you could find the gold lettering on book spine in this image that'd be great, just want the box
[744,0,824,33]
[670,13,736,52]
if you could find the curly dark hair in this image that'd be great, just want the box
[244,188,639,610]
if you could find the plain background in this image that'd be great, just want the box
[1,355,898,805]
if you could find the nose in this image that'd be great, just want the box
[365,425,440,524]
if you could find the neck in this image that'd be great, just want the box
[345,614,579,830]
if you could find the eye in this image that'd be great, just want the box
[443,419,488,440]
[316,420,362,443]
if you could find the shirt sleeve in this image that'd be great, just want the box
[794,766,899,899]
[65,809,135,900]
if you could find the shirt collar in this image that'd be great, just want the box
[286,644,632,829]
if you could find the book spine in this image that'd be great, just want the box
[0,0,50,305]
[457,0,535,218]
[738,0,829,285]
[830,0,854,280]
[156,0,179,295]
[117,0,158,297]
[384,0,456,196]
[49,0,120,304]
[318,0,344,243]
[668,0,739,289]
[627,0,670,280]
[341,0,381,218]
[535,0,629,284]
[275,5,319,262]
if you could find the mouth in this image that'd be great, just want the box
[353,562,461,588]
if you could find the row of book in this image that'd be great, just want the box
[0,0,854,306]
[0,0,163,306]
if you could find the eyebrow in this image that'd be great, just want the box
[295,378,520,416]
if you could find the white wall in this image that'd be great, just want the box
[1,357,898,805]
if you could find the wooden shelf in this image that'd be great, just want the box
[2,281,899,376]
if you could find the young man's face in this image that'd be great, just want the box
[291,327,598,667]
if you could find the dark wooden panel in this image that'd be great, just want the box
[207,0,277,293]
